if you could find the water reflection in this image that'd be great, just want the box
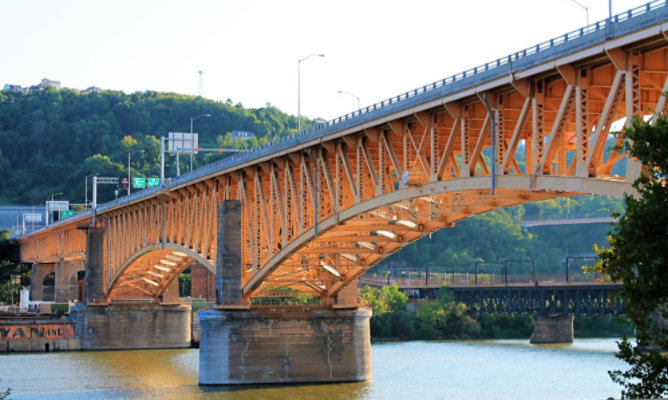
[0,339,624,400]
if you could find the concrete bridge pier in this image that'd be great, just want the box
[69,227,191,350]
[199,200,372,385]
[198,307,371,385]
[30,263,55,302]
[530,315,574,344]
[54,259,84,303]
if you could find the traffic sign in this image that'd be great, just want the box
[47,200,70,211]
[60,210,75,219]
[96,177,119,185]
[133,177,146,189]
[147,178,160,188]
[23,213,42,223]
[168,132,198,153]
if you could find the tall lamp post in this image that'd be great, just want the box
[568,0,589,25]
[190,114,212,172]
[47,192,63,227]
[127,149,144,195]
[337,90,360,109]
[298,53,325,133]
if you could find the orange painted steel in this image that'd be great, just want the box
[17,19,668,305]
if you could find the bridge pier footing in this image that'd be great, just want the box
[530,314,574,344]
[198,307,372,385]
[69,303,191,350]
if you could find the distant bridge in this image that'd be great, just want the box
[521,216,618,227]
[359,277,623,316]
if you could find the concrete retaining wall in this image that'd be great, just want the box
[199,307,372,385]
[69,303,191,350]
[0,320,80,352]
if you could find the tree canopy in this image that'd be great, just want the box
[596,113,668,399]
[0,89,311,204]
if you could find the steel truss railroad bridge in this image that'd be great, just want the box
[16,2,668,308]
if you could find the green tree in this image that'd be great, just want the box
[596,113,668,399]
[359,285,411,337]
[416,288,480,339]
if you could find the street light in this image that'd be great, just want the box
[47,192,63,227]
[190,114,212,172]
[568,0,589,25]
[298,53,325,133]
[127,149,145,195]
[337,90,360,109]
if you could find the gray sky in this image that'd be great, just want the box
[0,0,650,121]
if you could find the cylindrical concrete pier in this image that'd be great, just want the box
[198,307,372,385]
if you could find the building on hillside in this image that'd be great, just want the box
[3,78,67,94]
[232,130,257,142]
[2,84,25,93]
[27,78,61,93]
[81,86,100,94]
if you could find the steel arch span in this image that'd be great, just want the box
[17,4,668,304]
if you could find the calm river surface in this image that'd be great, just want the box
[0,338,625,400]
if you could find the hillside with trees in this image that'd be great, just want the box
[0,88,313,205]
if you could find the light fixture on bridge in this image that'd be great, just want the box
[320,261,341,278]
[340,253,359,263]
[357,241,377,251]
[302,279,326,293]
[154,265,171,272]
[166,254,184,261]
[397,220,418,229]
[172,251,187,257]
[147,271,165,279]
[376,230,397,240]
[370,210,391,219]
[395,202,415,211]
[142,277,159,287]
[160,259,177,267]
[419,196,438,204]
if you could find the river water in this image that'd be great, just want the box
[0,338,626,400]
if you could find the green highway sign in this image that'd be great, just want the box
[147,178,160,188]
[133,177,146,189]
[60,210,75,219]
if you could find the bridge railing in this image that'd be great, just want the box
[360,268,609,289]
[158,0,667,192]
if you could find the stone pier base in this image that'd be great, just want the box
[530,314,574,344]
[198,307,372,385]
[69,303,191,350]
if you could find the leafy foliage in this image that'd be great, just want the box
[416,289,480,339]
[0,89,311,205]
[596,113,668,399]
[608,337,668,399]
[0,229,26,305]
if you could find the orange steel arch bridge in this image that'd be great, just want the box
[16,1,668,307]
